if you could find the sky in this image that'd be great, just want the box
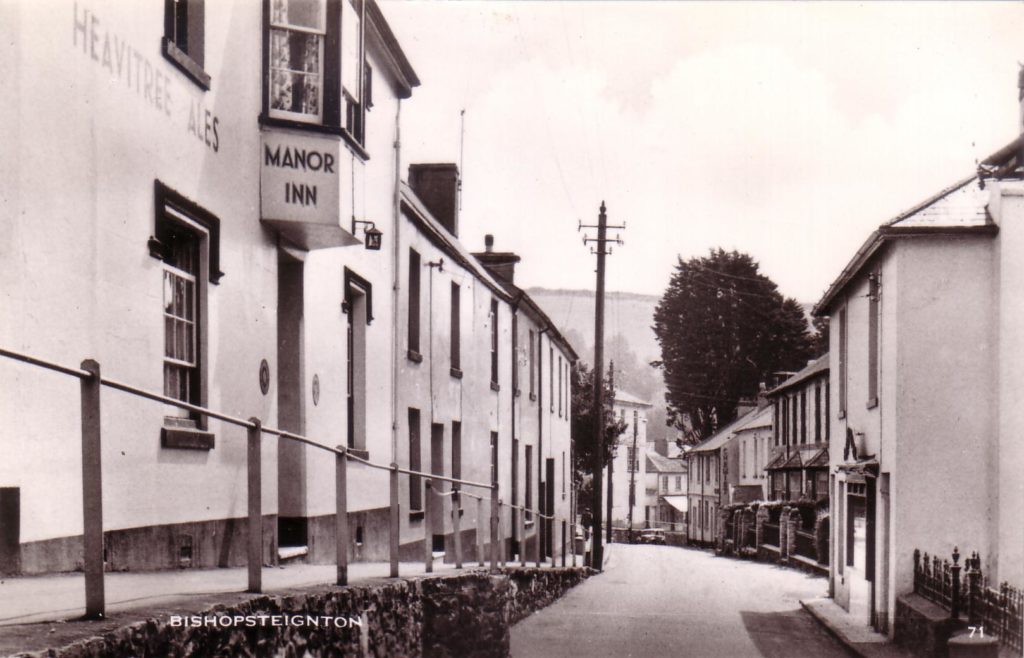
[383,1,1024,303]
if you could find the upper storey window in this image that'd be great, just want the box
[265,0,368,147]
[269,0,326,123]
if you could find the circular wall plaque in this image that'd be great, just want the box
[259,359,270,395]
[312,374,320,406]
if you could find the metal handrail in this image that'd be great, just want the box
[0,345,494,491]
[1,343,577,614]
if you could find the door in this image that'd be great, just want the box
[546,458,555,556]
[430,423,445,552]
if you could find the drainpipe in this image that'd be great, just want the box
[391,100,402,465]
[510,293,523,554]
[538,325,550,557]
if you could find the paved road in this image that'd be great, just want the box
[511,544,851,658]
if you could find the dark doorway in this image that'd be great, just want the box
[430,423,445,551]
[0,487,20,575]
[546,458,555,557]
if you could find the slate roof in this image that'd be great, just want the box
[646,452,686,474]
[614,390,653,407]
[813,176,996,316]
[768,354,829,396]
[688,408,759,454]
[733,405,773,432]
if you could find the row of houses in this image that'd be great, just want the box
[678,81,1024,643]
[0,0,576,576]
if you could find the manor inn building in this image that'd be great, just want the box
[0,0,575,576]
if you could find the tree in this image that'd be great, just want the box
[570,360,626,522]
[652,249,813,443]
[810,315,829,358]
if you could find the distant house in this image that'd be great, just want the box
[606,391,652,531]
[684,407,758,545]
[732,404,773,503]
[645,453,687,531]
[764,355,829,502]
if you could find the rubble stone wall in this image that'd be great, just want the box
[18,568,591,658]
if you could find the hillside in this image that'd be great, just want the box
[526,288,661,365]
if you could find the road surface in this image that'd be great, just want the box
[511,543,850,657]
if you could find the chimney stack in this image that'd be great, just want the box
[408,163,460,237]
[1018,65,1024,134]
[473,235,521,285]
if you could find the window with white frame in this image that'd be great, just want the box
[162,224,200,415]
[265,0,368,144]
[149,183,222,448]
[269,0,326,123]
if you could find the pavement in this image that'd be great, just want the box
[511,543,854,658]
[801,598,915,658]
[0,559,468,628]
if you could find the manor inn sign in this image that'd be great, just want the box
[260,130,359,250]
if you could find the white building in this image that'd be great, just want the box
[606,391,651,531]
[0,0,576,576]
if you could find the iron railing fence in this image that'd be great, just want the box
[913,548,1023,653]
[0,346,580,620]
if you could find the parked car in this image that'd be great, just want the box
[638,528,666,545]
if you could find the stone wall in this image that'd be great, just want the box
[15,567,591,658]
[894,593,960,658]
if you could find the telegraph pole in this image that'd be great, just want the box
[579,202,624,571]
[606,361,614,546]
[627,401,638,541]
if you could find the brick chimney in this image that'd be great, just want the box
[408,163,460,237]
[1019,65,1024,134]
[473,234,521,285]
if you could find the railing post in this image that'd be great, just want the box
[535,508,542,568]
[335,446,348,586]
[519,505,527,567]
[571,523,577,567]
[452,490,463,569]
[490,484,499,573]
[389,463,400,577]
[246,418,262,594]
[562,520,567,567]
[951,547,961,621]
[497,501,505,566]
[551,519,557,568]
[966,552,981,624]
[80,359,105,619]
[477,496,485,567]
[424,479,433,573]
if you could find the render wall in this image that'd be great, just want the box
[893,237,996,609]
[990,181,1024,587]
[0,0,278,557]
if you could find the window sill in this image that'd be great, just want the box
[162,426,215,450]
[259,115,370,161]
[525,520,535,528]
[409,510,424,522]
[866,397,878,410]
[837,410,846,420]
[490,382,500,392]
[161,38,211,90]
[450,367,463,380]
[529,392,537,402]
[407,349,423,364]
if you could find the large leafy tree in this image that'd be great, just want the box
[570,361,626,521]
[652,249,814,442]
